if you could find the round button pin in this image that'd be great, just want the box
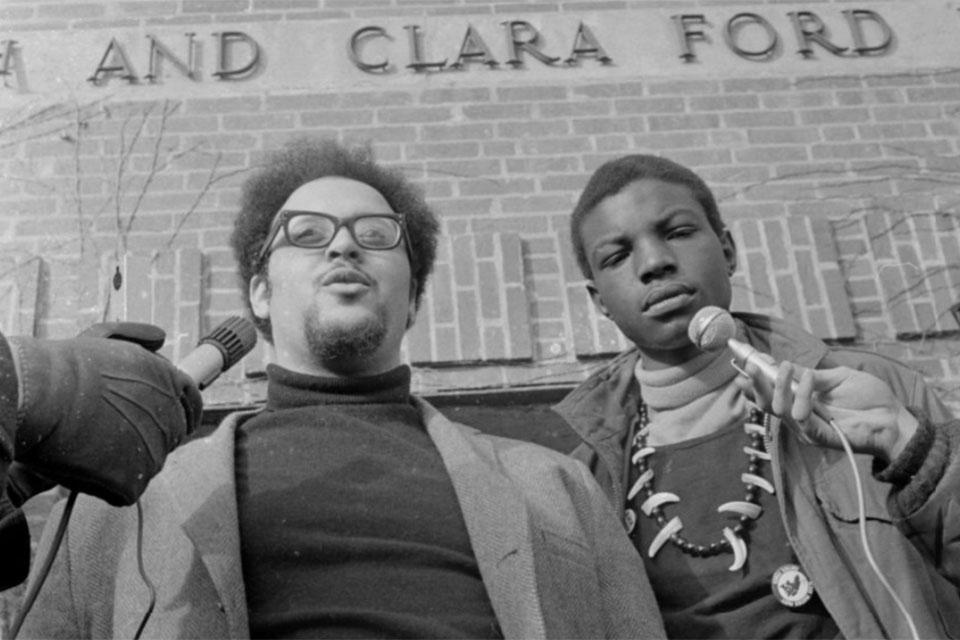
[771,564,814,608]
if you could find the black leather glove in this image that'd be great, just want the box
[5,325,202,506]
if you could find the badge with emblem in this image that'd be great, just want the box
[624,508,637,534]
[771,564,814,608]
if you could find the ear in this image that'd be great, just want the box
[720,228,738,276]
[586,281,610,318]
[249,273,271,321]
[405,296,418,330]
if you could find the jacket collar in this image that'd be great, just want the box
[413,397,547,639]
[161,409,261,639]
[163,399,547,640]
[553,312,830,467]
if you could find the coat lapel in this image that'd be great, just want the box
[414,397,547,639]
[161,412,255,638]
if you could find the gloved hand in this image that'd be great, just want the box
[1,324,202,506]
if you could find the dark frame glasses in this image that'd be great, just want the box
[257,210,412,264]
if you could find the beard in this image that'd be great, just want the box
[303,302,389,365]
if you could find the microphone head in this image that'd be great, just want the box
[200,316,258,369]
[688,306,736,351]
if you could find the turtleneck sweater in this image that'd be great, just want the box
[630,332,840,639]
[235,364,501,639]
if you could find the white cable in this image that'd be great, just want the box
[827,417,919,640]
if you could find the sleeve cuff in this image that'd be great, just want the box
[0,489,30,591]
[873,408,951,517]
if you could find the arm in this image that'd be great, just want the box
[738,360,960,586]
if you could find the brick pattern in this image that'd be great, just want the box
[729,216,857,341]
[835,211,960,339]
[87,249,204,363]
[0,0,958,401]
[405,232,533,365]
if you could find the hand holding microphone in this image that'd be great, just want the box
[3,317,257,507]
[688,306,918,461]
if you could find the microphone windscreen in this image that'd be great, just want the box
[688,306,736,351]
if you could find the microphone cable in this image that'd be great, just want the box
[11,494,157,640]
[132,500,156,640]
[823,415,919,640]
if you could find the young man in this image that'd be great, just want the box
[18,138,664,639]
[554,153,960,639]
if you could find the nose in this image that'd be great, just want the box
[324,224,362,260]
[636,239,676,284]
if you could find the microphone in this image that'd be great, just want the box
[687,305,832,421]
[177,316,258,390]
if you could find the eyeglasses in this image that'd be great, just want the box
[258,210,410,263]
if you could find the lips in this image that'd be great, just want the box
[641,282,695,312]
[321,267,373,287]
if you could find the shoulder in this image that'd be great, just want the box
[414,396,592,480]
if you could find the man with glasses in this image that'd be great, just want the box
[19,137,664,639]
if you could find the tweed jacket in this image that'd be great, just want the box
[555,312,960,639]
[19,396,665,639]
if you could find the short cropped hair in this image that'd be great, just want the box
[230,137,439,342]
[569,154,725,279]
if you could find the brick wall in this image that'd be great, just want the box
[1,0,957,405]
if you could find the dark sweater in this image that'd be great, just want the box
[235,364,501,639]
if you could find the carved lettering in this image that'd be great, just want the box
[404,25,447,72]
[87,38,138,85]
[0,40,28,92]
[145,33,197,83]
[725,13,779,60]
[566,22,612,65]
[449,25,498,69]
[212,31,261,80]
[672,14,709,63]
[349,26,391,73]
[788,11,848,58]
[843,10,894,56]
[503,20,560,68]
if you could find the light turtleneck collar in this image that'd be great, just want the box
[264,363,412,411]
[634,321,749,411]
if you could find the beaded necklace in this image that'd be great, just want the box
[626,402,775,572]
